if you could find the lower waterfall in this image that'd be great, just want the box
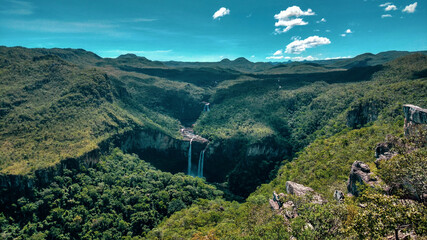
[197,150,205,177]
[203,103,210,112]
[187,138,193,175]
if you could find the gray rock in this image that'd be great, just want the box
[286,181,326,204]
[375,142,397,168]
[286,181,315,196]
[403,104,427,137]
[273,191,279,202]
[333,190,345,202]
[346,101,380,128]
[269,199,280,211]
[347,161,382,196]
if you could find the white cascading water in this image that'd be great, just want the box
[187,138,193,175]
[203,103,210,112]
[197,149,205,177]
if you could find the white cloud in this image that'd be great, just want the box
[341,29,352,37]
[266,56,285,60]
[385,4,397,11]
[265,55,318,61]
[324,56,352,60]
[316,18,326,23]
[379,2,392,7]
[213,7,230,19]
[403,2,417,13]
[291,56,317,61]
[274,6,315,19]
[251,55,255,58]
[285,36,331,54]
[382,14,392,18]
[273,50,283,56]
[274,6,315,33]
[275,18,308,33]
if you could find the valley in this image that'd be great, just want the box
[0,46,426,239]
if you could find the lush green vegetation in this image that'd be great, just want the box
[0,149,222,239]
[193,53,426,196]
[1,47,426,239]
[0,47,197,175]
[149,120,427,239]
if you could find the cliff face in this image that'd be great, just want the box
[0,147,103,204]
[120,129,208,174]
[403,104,427,136]
[346,101,382,128]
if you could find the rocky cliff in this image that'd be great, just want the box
[403,104,427,136]
[120,128,208,175]
[346,100,382,128]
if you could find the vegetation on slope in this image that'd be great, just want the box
[193,53,426,196]
[0,149,222,239]
[0,46,426,239]
[0,47,185,175]
[149,120,427,239]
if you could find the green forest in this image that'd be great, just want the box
[0,47,426,239]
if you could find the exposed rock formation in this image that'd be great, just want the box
[269,191,298,220]
[246,145,281,157]
[403,104,427,137]
[347,161,384,196]
[180,128,209,144]
[334,190,345,202]
[121,129,208,175]
[374,140,397,168]
[286,181,326,204]
[346,101,381,128]
[269,182,325,223]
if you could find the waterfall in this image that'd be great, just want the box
[187,138,193,175]
[197,149,205,177]
[203,103,210,112]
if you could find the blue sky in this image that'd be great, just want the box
[0,0,426,62]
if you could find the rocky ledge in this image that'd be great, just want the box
[269,181,326,221]
[347,161,385,196]
[180,128,209,143]
[403,104,427,136]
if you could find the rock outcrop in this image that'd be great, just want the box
[180,128,209,144]
[121,129,208,175]
[347,161,384,196]
[334,190,345,202]
[269,182,325,222]
[374,140,397,168]
[286,181,326,204]
[346,101,381,128]
[403,104,427,137]
[269,191,298,220]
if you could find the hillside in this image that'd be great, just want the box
[0,46,426,239]
[1,47,426,195]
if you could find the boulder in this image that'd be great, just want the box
[269,199,280,211]
[333,190,345,202]
[269,191,298,220]
[403,104,427,137]
[286,181,326,204]
[347,161,382,196]
[374,141,397,168]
